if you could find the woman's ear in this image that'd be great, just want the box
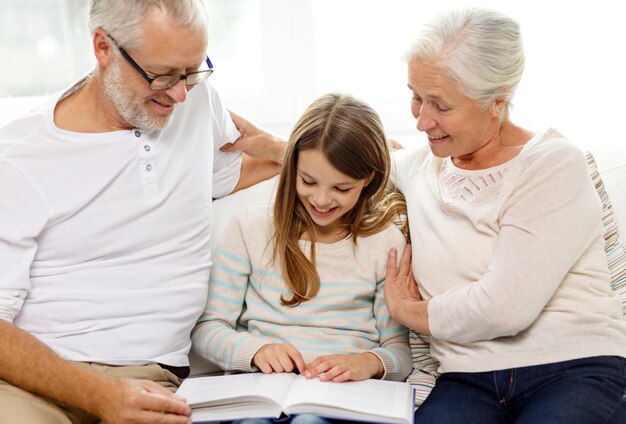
[490,96,508,118]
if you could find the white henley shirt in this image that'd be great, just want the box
[0,78,242,366]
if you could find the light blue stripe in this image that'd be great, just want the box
[314,292,372,301]
[245,267,377,291]
[276,335,358,350]
[212,333,227,366]
[213,329,236,367]
[208,277,239,289]
[374,347,400,369]
[253,268,283,280]
[246,280,375,303]
[321,281,374,289]
[249,269,377,290]
[245,295,372,322]
[215,247,251,266]
[206,292,242,306]
[249,286,371,310]
[229,337,246,369]
[249,276,286,294]
[387,349,400,369]
[286,299,371,310]
[200,325,225,361]
[294,345,353,354]
[246,281,374,303]
[261,324,372,341]
[212,262,248,277]
[379,327,409,337]
[373,314,394,326]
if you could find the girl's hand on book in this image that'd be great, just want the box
[252,343,306,374]
[304,352,384,382]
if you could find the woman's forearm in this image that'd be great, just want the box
[395,299,431,335]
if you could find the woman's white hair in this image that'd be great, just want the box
[407,8,525,108]
[88,0,209,49]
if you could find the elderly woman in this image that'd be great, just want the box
[383,7,626,424]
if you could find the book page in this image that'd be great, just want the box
[190,401,281,423]
[284,376,413,423]
[176,373,294,408]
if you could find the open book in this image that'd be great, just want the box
[176,372,415,423]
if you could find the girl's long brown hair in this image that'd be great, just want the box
[272,93,407,306]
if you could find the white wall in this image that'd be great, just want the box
[1,0,625,154]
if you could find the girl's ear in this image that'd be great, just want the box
[364,172,375,186]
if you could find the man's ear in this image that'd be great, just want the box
[93,28,113,67]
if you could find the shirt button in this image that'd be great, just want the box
[144,145,151,152]
[146,164,152,172]
[134,130,141,137]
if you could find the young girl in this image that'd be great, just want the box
[192,93,412,423]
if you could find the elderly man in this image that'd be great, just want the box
[0,1,282,423]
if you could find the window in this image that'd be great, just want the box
[305,0,626,149]
[1,0,624,152]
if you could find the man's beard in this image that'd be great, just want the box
[102,58,175,131]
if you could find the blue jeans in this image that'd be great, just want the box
[415,355,626,423]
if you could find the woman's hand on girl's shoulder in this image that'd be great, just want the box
[303,352,384,382]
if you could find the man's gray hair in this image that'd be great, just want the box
[407,8,525,108]
[88,0,209,49]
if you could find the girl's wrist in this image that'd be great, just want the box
[360,352,384,379]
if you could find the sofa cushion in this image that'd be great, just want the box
[406,332,437,406]
[586,152,626,317]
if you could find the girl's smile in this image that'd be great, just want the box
[295,149,372,243]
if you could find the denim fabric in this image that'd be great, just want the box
[415,356,626,423]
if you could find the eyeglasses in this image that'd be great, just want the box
[107,34,213,90]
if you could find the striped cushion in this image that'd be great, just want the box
[407,152,626,407]
[406,331,438,406]
[586,152,626,317]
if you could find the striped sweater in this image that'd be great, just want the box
[192,204,412,381]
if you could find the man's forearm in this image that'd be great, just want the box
[0,320,110,416]
[231,154,281,193]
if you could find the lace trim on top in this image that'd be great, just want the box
[438,158,514,207]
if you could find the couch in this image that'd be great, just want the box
[193,144,626,405]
